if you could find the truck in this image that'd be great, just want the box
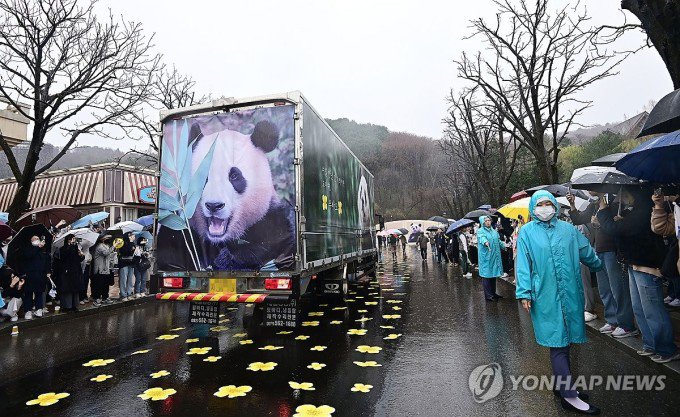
[153,91,377,327]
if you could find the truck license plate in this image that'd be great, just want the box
[209,278,236,293]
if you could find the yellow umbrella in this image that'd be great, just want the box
[498,197,531,221]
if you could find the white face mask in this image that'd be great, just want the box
[534,205,556,222]
[31,240,40,247]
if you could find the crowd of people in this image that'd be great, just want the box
[378,185,679,415]
[0,223,153,323]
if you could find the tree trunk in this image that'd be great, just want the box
[7,181,31,226]
[622,0,680,89]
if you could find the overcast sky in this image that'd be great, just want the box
[47,0,673,149]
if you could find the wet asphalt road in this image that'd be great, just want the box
[2,247,680,417]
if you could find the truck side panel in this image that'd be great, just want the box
[301,101,376,267]
[155,104,298,273]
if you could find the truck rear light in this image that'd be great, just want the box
[265,278,291,290]
[163,278,183,288]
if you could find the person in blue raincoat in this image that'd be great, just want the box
[516,190,603,415]
[476,215,504,301]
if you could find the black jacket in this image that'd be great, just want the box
[596,198,666,269]
[21,246,51,290]
[58,245,85,292]
[570,203,616,253]
[0,267,23,298]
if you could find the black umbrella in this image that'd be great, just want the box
[464,209,491,221]
[427,216,449,224]
[570,170,642,194]
[526,184,590,200]
[397,228,409,235]
[426,226,440,232]
[638,88,680,137]
[7,224,52,274]
[591,153,627,167]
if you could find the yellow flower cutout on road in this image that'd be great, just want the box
[355,296,364,299]
[319,303,329,307]
[346,299,356,302]
[322,195,328,210]
[138,387,177,401]
[26,392,70,407]
[380,325,395,329]
[308,312,324,317]
[239,339,254,345]
[233,333,248,338]
[364,301,378,306]
[382,288,395,292]
[382,315,401,319]
[169,327,185,331]
[356,345,382,354]
[131,349,151,355]
[258,345,284,351]
[276,330,293,335]
[386,300,402,304]
[332,307,347,311]
[187,347,212,355]
[355,317,372,323]
[353,361,382,367]
[347,329,367,336]
[83,359,115,367]
[329,320,343,325]
[310,345,327,351]
[219,318,230,324]
[210,326,229,332]
[90,374,112,382]
[302,321,320,327]
[307,362,327,370]
[289,381,316,391]
[186,338,199,343]
[295,335,311,340]
[357,309,368,313]
[294,404,336,417]
[214,385,252,398]
[227,307,238,311]
[150,370,171,379]
[203,356,222,362]
[384,333,403,340]
[247,361,277,372]
[338,201,343,215]
[157,334,180,340]
[392,306,402,311]
[351,383,373,393]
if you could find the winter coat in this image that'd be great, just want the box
[417,235,429,249]
[651,204,680,276]
[21,246,51,291]
[516,191,603,348]
[596,190,666,269]
[569,203,616,253]
[59,244,85,293]
[476,216,503,278]
[93,243,114,275]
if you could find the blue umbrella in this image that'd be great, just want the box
[446,218,475,235]
[616,130,680,183]
[135,215,154,228]
[478,204,492,210]
[71,211,109,229]
[0,212,7,223]
[133,230,154,249]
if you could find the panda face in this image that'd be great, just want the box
[358,176,370,229]
[192,129,275,243]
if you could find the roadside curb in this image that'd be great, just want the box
[0,296,155,335]
[497,275,680,378]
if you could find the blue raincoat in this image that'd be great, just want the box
[515,191,602,347]
[476,216,503,278]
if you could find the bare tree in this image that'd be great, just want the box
[620,0,680,89]
[455,0,624,184]
[0,0,161,224]
[119,66,207,167]
[442,88,521,207]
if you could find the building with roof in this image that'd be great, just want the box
[0,163,156,225]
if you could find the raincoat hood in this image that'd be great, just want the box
[479,215,492,229]
[529,190,559,223]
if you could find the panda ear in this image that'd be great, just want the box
[251,121,279,153]
[189,123,203,149]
